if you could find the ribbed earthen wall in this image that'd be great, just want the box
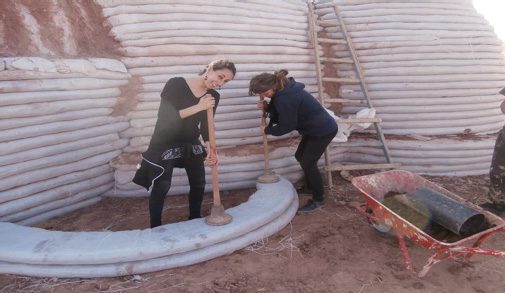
[0,0,504,225]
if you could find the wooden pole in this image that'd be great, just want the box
[205,107,232,226]
[257,97,280,184]
[260,96,270,172]
[206,107,221,207]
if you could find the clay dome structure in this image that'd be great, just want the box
[0,0,504,277]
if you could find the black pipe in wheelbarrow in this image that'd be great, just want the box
[398,188,486,237]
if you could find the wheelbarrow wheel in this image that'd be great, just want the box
[366,208,397,238]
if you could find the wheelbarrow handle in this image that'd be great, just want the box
[450,246,505,258]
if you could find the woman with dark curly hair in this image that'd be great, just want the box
[249,69,338,212]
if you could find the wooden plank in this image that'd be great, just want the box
[329,141,383,147]
[319,57,353,64]
[332,5,395,164]
[317,38,347,44]
[322,77,360,84]
[315,2,339,8]
[316,20,341,27]
[326,98,365,104]
[307,2,326,106]
[325,163,401,172]
[337,118,382,123]
[307,2,398,188]
[307,1,334,187]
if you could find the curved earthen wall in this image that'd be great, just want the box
[315,0,505,175]
[0,0,504,225]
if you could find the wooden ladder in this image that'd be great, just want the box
[307,2,400,187]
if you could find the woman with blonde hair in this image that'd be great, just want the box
[249,69,338,212]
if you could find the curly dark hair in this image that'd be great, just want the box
[248,69,289,96]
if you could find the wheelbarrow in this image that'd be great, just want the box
[351,170,505,277]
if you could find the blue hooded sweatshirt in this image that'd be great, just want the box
[265,78,338,137]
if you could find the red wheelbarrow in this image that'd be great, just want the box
[351,170,505,277]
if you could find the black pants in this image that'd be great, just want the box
[489,125,505,205]
[149,157,206,228]
[295,130,338,201]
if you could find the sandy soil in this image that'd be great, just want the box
[1,171,505,293]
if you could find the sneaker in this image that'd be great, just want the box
[296,185,314,195]
[298,199,325,212]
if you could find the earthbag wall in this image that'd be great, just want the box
[98,0,330,197]
[314,0,505,175]
[0,57,131,225]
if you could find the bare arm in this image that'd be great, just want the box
[501,100,505,115]
[205,140,220,166]
[179,94,215,118]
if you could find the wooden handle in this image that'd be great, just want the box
[206,108,221,207]
[259,96,270,171]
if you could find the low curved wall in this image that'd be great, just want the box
[0,177,297,277]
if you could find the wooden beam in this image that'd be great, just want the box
[319,57,353,64]
[329,141,384,147]
[326,98,365,104]
[323,77,360,84]
[325,163,401,172]
[316,20,340,27]
[317,38,347,44]
[337,118,382,123]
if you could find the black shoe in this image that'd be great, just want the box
[296,185,314,195]
[298,199,325,212]
[479,202,505,217]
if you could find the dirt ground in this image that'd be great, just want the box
[1,171,505,293]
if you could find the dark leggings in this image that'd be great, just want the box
[149,157,206,228]
[295,130,337,201]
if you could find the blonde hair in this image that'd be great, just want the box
[248,69,289,96]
